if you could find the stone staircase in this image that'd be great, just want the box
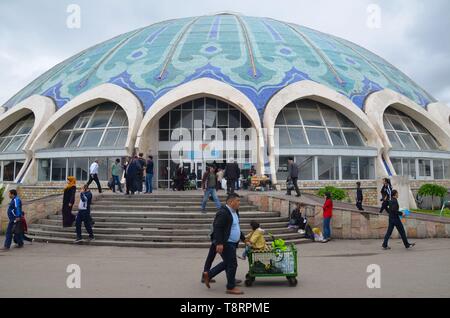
[28,193,309,248]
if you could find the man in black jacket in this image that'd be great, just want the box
[382,190,416,250]
[356,182,364,211]
[203,193,245,295]
[224,160,240,195]
[286,157,301,197]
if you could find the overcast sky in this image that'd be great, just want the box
[1,0,449,106]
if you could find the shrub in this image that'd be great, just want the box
[317,186,347,201]
[418,184,448,211]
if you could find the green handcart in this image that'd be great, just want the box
[245,244,298,287]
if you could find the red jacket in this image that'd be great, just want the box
[323,199,333,219]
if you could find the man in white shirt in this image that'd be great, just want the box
[87,160,102,193]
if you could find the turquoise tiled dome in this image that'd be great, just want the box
[3,14,435,114]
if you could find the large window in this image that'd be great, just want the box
[275,99,366,148]
[0,160,25,182]
[50,103,128,149]
[0,114,34,153]
[392,158,450,180]
[384,108,440,150]
[276,156,375,181]
[38,157,124,182]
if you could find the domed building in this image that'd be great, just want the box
[1,13,449,203]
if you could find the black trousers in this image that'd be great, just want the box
[208,242,238,290]
[227,178,236,194]
[356,201,364,210]
[287,177,301,196]
[383,217,410,248]
[203,242,217,273]
[76,210,94,240]
[380,200,389,213]
[137,173,143,192]
[87,174,102,193]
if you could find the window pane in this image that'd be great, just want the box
[288,128,307,145]
[218,110,228,126]
[413,135,429,150]
[402,118,418,132]
[51,158,67,181]
[297,156,314,180]
[74,158,89,181]
[276,156,290,181]
[67,132,83,148]
[422,134,439,150]
[193,98,204,109]
[15,161,24,180]
[3,161,14,181]
[159,113,170,130]
[300,109,322,126]
[278,127,291,147]
[392,158,403,176]
[329,129,345,146]
[80,130,103,148]
[306,128,330,145]
[101,129,120,147]
[205,98,216,109]
[5,136,25,152]
[0,137,13,152]
[433,160,444,180]
[95,157,108,181]
[320,108,340,127]
[403,159,416,180]
[241,115,251,129]
[38,159,51,181]
[397,133,419,150]
[116,129,127,147]
[342,157,359,180]
[383,117,393,130]
[343,131,365,147]
[170,110,181,129]
[359,157,375,180]
[318,156,339,180]
[88,112,111,128]
[275,112,285,125]
[388,115,406,131]
[337,114,355,128]
[418,159,431,177]
[52,131,71,148]
[182,110,193,129]
[387,132,403,149]
[444,160,450,179]
[229,110,239,128]
[284,108,301,125]
[110,110,127,127]
[159,130,170,141]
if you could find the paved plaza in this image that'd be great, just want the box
[1,238,449,298]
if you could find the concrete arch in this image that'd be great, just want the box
[263,80,384,184]
[22,83,144,183]
[427,102,450,132]
[0,95,57,183]
[365,89,450,175]
[29,83,144,154]
[135,78,265,174]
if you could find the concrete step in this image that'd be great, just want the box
[100,193,232,200]
[46,215,289,224]
[80,211,280,218]
[100,197,249,204]
[85,205,256,212]
[38,219,290,229]
[28,235,311,248]
[27,229,305,243]
[29,224,297,236]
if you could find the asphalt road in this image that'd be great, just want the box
[1,238,449,298]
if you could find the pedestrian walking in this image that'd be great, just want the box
[356,182,364,211]
[286,157,301,197]
[201,166,222,212]
[62,176,77,227]
[111,158,123,193]
[145,156,154,194]
[379,178,393,214]
[322,192,333,243]
[382,190,416,250]
[87,160,102,193]
[224,160,240,194]
[2,189,24,251]
[74,184,95,243]
[137,153,146,194]
[202,193,246,295]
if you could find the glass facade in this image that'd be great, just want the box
[276,156,375,181]
[50,102,128,149]
[38,157,124,182]
[0,114,34,153]
[384,108,440,150]
[0,160,25,182]
[274,99,366,148]
[391,158,450,180]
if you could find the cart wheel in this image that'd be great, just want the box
[287,277,298,287]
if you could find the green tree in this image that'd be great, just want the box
[418,184,448,211]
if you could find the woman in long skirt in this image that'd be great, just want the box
[62,176,77,227]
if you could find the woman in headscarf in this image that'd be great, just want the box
[62,176,77,227]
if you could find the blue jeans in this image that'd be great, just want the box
[208,242,238,290]
[201,188,221,210]
[76,210,94,240]
[4,220,23,249]
[145,173,153,193]
[112,175,122,192]
[323,217,332,240]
